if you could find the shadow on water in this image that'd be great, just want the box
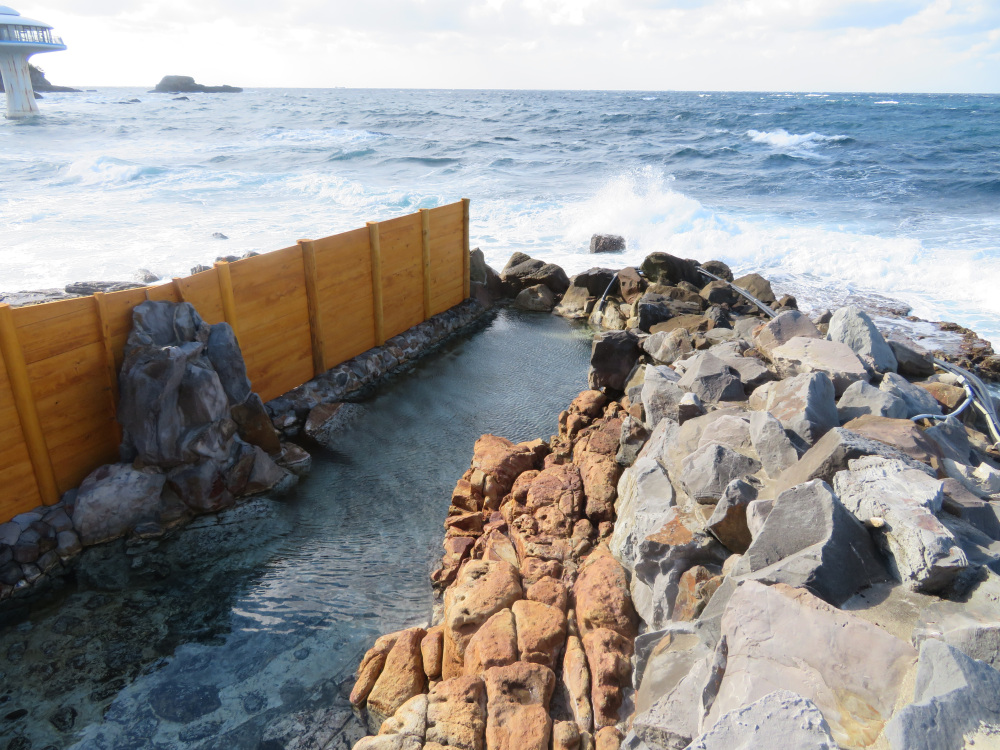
[0,308,594,750]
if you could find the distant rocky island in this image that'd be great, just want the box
[0,63,80,94]
[150,75,243,94]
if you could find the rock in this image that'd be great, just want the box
[574,547,638,639]
[701,260,734,282]
[588,331,641,392]
[363,693,427,749]
[826,305,897,373]
[708,581,917,748]
[912,570,1000,669]
[583,627,633,728]
[688,690,837,750]
[775,426,934,495]
[672,565,723,621]
[512,599,566,669]
[552,721,582,750]
[924,416,973,464]
[733,479,889,605]
[594,726,622,750]
[426,675,488,750]
[943,458,1000,499]
[717,354,774,392]
[553,286,595,319]
[750,372,839,446]
[636,293,677,332]
[884,640,1000,750]
[367,627,428,730]
[618,267,646,304]
[562,634,593,733]
[732,273,776,305]
[465,609,519,675]
[422,626,444,680]
[769,337,870,397]
[697,414,753,455]
[833,456,968,593]
[676,353,745,403]
[680,442,761,504]
[641,328,694,366]
[640,252,703,287]
[879,372,942,418]
[277,441,312,477]
[304,401,358,444]
[836,380,907,422]
[842,415,942,467]
[471,435,539,497]
[748,410,800,478]
[64,280,144,295]
[470,247,489,284]
[514,285,556,312]
[590,234,625,254]
[442,560,523,679]
[526,576,568,613]
[483,662,556,750]
[699,281,739,306]
[641,367,686,426]
[616,414,651,466]
[72,463,166,546]
[941,479,1000,541]
[610,455,677,570]
[753,310,821,357]
[500,253,570,295]
[917,381,965,411]
[889,337,936,378]
[706,479,757,554]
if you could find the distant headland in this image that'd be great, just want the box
[150,75,243,94]
[0,63,79,94]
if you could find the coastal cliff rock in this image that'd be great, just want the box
[0,63,80,93]
[151,75,243,94]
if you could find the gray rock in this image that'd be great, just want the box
[72,463,166,546]
[677,352,745,403]
[633,621,697,694]
[942,478,1000,540]
[688,690,837,750]
[706,479,757,554]
[636,293,678,332]
[753,310,821,357]
[642,366,686,426]
[588,330,641,392]
[717,354,774,392]
[769,336,871,397]
[826,305,898,373]
[732,479,889,605]
[697,414,753,456]
[205,322,252,406]
[640,252,704,287]
[677,392,706,424]
[884,640,1000,750]
[732,316,764,341]
[748,410,800,478]
[707,581,917,747]
[879,371,942,418]
[0,522,18,546]
[680,443,761,504]
[610,454,677,571]
[641,329,693,365]
[889,337,935,378]
[513,283,556,311]
[913,569,1000,668]
[500,252,570,294]
[943,458,1000,499]
[617,414,652,467]
[749,372,839,446]
[836,380,908,422]
[833,456,968,592]
[925,416,973,464]
[56,529,82,558]
[590,233,625,253]
[469,247,488,284]
[745,498,774,539]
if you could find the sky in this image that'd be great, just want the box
[16,0,1000,92]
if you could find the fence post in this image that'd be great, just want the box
[0,304,59,505]
[298,239,327,376]
[420,209,432,320]
[172,277,186,302]
[462,198,471,299]
[367,222,385,346]
[92,292,123,444]
[214,261,241,346]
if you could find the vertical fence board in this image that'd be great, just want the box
[0,343,43,516]
[427,202,466,315]
[368,223,385,346]
[312,227,376,368]
[377,212,424,340]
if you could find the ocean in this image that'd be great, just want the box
[1,88,998,344]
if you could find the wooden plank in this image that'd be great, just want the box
[235,287,309,333]
[228,246,303,300]
[174,269,226,325]
[0,342,42,512]
[12,298,103,364]
[421,209,432,320]
[462,198,471,300]
[47,420,120,493]
[299,239,326,377]
[368,222,385,346]
[103,287,149,340]
[92,292,123,445]
[215,261,241,345]
[0,304,58,505]
[377,212,424,339]
[145,284,182,303]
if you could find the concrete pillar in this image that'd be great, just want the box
[0,52,38,118]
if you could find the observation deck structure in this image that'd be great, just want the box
[0,5,66,118]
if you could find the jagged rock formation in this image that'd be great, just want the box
[150,75,243,94]
[0,63,79,93]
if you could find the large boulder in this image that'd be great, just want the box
[610,455,677,570]
[641,329,693,366]
[888,337,935,378]
[833,456,968,593]
[514,284,556,312]
[913,570,1000,669]
[500,253,570,295]
[753,310,821,357]
[731,479,889,605]
[879,372,942,419]
[590,234,625,254]
[826,305,897,373]
[588,331,641,392]
[732,273,776,305]
[842,414,942,467]
[769,337,870,397]
[425,675,487,750]
[749,372,838,447]
[71,463,166,546]
[688,690,838,750]
[366,627,428,730]
[617,267,646,304]
[641,366,686,426]
[707,581,917,748]
[680,443,761,503]
[676,353,745,403]
[574,547,638,640]
[483,662,556,750]
[748,410,800,478]
[836,380,907,422]
[705,478,757,554]
[640,252,703,287]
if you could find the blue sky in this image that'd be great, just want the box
[20,0,1000,91]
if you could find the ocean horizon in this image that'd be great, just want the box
[2,87,998,344]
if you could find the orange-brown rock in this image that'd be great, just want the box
[426,675,487,750]
[422,625,444,681]
[433,536,477,588]
[918,381,966,411]
[483,661,556,750]
[672,565,723,622]
[520,557,563,585]
[512,599,567,669]
[562,634,593,734]
[445,511,484,537]
[552,720,582,750]
[560,410,591,441]
[569,390,607,419]
[843,414,942,467]
[582,627,632,729]
[472,435,539,496]
[465,609,518,675]
[574,413,624,458]
[367,627,428,729]
[510,470,539,505]
[573,547,637,640]
[452,479,485,513]
[526,465,585,518]
[376,692,428,741]
[442,560,523,679]
[477,529,519,569]
[594,727,622,750]
[526,576,568,613]
[351,631,401,706]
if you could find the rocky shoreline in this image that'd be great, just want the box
[346,247,1000,750]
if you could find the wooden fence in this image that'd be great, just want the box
[0,200,471,521]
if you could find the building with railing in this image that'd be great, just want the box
[0,5,66,118]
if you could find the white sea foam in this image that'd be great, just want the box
[874,100,899,105]
[746,128,849,150]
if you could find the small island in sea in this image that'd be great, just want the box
[149,74,243,94]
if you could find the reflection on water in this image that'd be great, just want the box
[0,308,594,749]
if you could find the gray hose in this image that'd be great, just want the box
[695,266,777,318]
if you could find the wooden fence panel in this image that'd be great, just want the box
[378,212,425,340]
[0,344,42,517]
[174,269,226,325]
[311,227,377,369]
[427,202,467,315]
[229,246,314,402]
[103,288,151,371]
